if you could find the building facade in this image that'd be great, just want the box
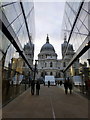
[37,35,63,80]
[61,34,80,78]
[0,1,35,105]
[61,1,90,95]
[23,42,34,77]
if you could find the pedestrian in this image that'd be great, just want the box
[55,81,57,86]
[85,80,88,95]
[58,81,59,85]
[68,80,73,94]
[64,79,69,94]
[48,81,50,87]
[43,81,45,86]
[31,80,35,95]
[36,80,40,95]
[60,80,62,86]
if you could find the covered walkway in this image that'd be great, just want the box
[2,85,88,119]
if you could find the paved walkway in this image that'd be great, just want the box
[2,85,88,119]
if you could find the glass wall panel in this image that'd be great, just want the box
[2,3,18,24]
[13,2,22,16]
[1,32,30,105]
[63,2,89,56]
[79,9,88,23]
[69,49,90,96]
[82,2,88,12]
[22,2,30,17]
[18,14,24,27]
[11,17,22,34]
[69,10,76,26]
[17,23,29,49]
[72,2,80,13]
[27,10,35,40]
[0,2,16,7]
[0,30,10,54]
[62,1,90,97]
[0,1,35,106]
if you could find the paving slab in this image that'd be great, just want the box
[2,85,88,119]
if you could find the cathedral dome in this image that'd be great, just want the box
[40,35,55,52]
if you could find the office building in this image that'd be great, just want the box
[61,1,90,94]
[0,1,35,104]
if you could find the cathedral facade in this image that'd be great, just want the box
[36,35,63,79]
[36,34,79,80]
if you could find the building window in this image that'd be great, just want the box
[63,62,66,67]
[45,62,47,67]
[23,62,25,67]
[45,72,47,75]
[41,72,44,77]
[50,62,53,67]
[58,73,61,77]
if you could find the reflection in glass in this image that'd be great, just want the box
[0,1,35,105]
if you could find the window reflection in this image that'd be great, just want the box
[11,17,22,34]
[0,30,10,54]
[62,1,90,97]
[13,2,22,16]
[2,3,18,24]
[0,1,35,105]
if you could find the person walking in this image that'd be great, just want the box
[68,80,73,94]
[60,80,62,86]
[48,81,50,87]
[43,81,45,86]
[31,80,35,95]
[36,80,40,95]
[64,79,69,94]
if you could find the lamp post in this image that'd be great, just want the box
[31,60,38,95]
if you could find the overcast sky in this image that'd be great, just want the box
[34,2,65,61]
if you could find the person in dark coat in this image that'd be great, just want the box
[60,80,62,86]
[36,80,40,95]
[68,80,73,94]
[64,79,69,94]
[31,80,35,95]
[67,77,73,94]
[43,81,45,86]
[48,81,50,87]
[85,80,88,95]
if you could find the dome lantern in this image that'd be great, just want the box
[46,34,49,43]
[40,35,55,52]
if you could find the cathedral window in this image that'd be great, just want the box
[50,62,53,67]
[41,72,44,77]
[45,72,47,75]
[58,73,61,77]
